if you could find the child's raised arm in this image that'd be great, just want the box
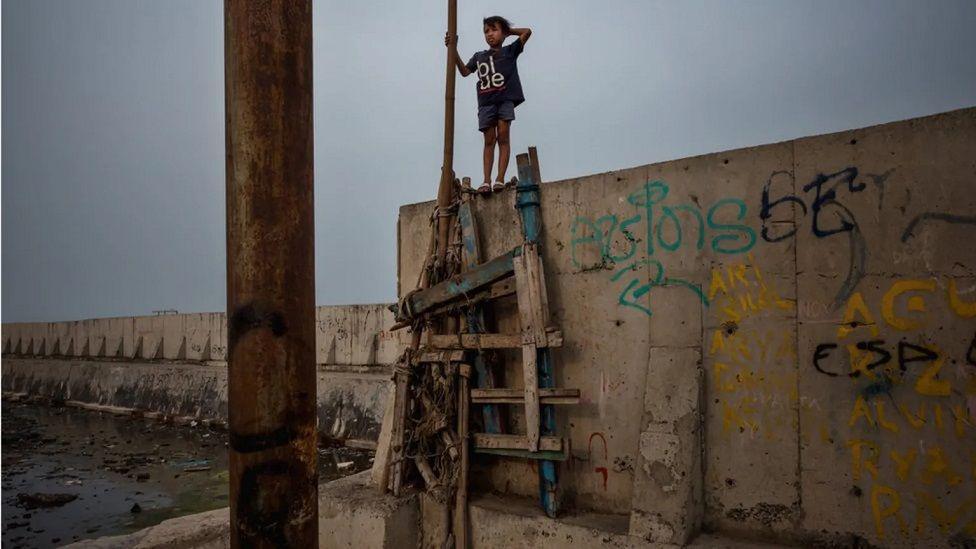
[508,26,532,45]
[445,33,472,77]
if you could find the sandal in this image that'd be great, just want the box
[477,183,491,194]
[492,180,506,192]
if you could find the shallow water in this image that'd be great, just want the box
[1,400,372,548]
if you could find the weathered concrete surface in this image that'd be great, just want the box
[2,304,402,444]
[1,359,392,445]
[398,107,976,546]
[65,508,231,548]
[67,472,418,549]
[2,304,404,366]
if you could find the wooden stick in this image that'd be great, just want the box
[455,363,472,549]
[436,0,458,265]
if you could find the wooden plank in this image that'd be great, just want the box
[474,448,568,462]
[473,433,563,452]
[370,388,397,489]
[395,248,517,323]
[425,331,562,350]
[521,244,548,346]
[388,365,411,495]
[521,343,540,452]
[471,388,579,405]
[454,364,472,549]
[515,154,541,243]
[418,349,466,363]
[522,147,560,518]
[513,251,537,344]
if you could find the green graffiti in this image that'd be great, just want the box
[569,179,752,317]
[707,198,756,254]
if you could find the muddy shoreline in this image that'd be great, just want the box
[2,397,373,548]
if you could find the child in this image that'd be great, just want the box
[446,16,532,193]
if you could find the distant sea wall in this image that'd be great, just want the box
[2,304,406,445]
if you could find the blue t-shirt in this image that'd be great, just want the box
[465,39,525,107]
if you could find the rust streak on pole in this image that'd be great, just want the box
[436,0,458,264]
[224,1,317,547]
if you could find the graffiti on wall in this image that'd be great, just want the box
[811,278,976,540]
[707,258,799,440]
[570,179,755,316]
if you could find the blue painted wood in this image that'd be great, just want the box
[515,152,560,518]
[458,202,503,434]
[394,248,518,322]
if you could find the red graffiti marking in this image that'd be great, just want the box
[587,432,608,460]
[588,432,609,491]
[595,467,608,490]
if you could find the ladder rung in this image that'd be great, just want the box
[417,350,466,363]
[474,448,568,461]
[470,388,580,405]
[473,433,564,452]
[426,329,563,350]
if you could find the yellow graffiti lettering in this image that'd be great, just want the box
[847,344,877,380]
[881,279,936,331]
[915,492,975,534]
[947,279,976,318]
[849,395,875,428]
[934,403,945,432]
[898,402,927,429]
[722,400,757,433]
[875,401,899,433]
[708,329,724,356]
[871,484,906,539]
[837,292,879,340]
[890,449,917,481]
[953,404,973,438]
[915,350,950,396]
[847,439,880,482]
[922,447,963,486]
[726,263,749,289]
[708,269,729,301]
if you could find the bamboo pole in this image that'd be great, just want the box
[436,0,458,266]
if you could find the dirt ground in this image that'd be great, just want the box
[1,398,373,548]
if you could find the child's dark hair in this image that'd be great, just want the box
[483,16,512,34]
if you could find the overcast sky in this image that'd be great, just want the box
[3,1,975,322]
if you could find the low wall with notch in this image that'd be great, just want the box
[2,304,407,445]
[397,107,976,546]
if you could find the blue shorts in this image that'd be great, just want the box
[478,101,515,131]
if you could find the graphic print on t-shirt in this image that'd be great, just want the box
[477,55,505,93]
[466,40,525,107]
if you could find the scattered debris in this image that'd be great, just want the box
[130,503,142,513]
[16,492,78,509]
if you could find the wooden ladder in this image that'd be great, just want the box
[452,148,578,517]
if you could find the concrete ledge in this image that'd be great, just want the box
[67,472,418,549]
[318,471,419,548]
[65,508,230,549]
[469,493,637,548]
[1,358,391,444]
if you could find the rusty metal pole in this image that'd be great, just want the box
[436,0,458,265]
[224,1,317,547]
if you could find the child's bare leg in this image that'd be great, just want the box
[482,127,497,187]
[495,119,511,184]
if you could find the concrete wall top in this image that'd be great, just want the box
[2,304,406,366]
[398,107,976,546]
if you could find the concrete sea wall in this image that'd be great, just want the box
[397,107,976,546]
[2,304,406,445]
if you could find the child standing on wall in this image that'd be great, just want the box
[446,16,532,194]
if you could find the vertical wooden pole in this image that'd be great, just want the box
[436,0,458,265]
[455,363,472,549]
[224,0,318,546]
